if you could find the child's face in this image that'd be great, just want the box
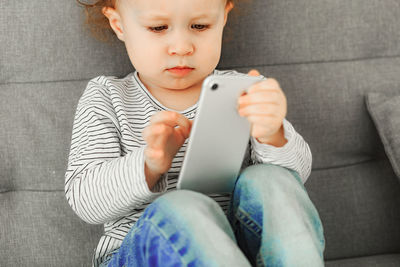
[104,0,233,91]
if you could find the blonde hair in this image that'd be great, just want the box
[76,0,240,43]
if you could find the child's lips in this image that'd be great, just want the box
[167,66,194,76]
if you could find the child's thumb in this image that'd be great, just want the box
[248,69,260,76]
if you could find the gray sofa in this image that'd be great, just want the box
[1,0,400,266]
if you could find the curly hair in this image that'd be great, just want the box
[76,0,241,43]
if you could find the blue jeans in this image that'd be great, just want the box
[100,164,325,267]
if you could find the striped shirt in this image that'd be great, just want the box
[64,69,312,266]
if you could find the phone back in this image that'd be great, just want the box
[177,74,263,193]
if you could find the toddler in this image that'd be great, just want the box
[66,0,325,266]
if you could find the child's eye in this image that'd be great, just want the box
[148,24,209,33]
[148,25,168,33]
[191,24,209,31]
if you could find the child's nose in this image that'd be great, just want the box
[168,31,194,56]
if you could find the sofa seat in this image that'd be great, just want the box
[326,254,400,267]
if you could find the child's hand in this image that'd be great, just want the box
[142,111,192,186]
[237,69,288,146]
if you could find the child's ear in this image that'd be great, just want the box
[223,1,234,26]
[102,7,125,42]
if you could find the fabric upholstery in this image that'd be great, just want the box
[0,191,102,266]
[0,81,84,191]
[0,1,131,84]
[305,159,400,259]
[366,93,400,180]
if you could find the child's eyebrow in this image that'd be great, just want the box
[139,12,218,21]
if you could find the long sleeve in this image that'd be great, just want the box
[64,80,167,225]
[250,119,312,183]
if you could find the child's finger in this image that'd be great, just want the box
[150,111,191,136]
[238,103,279,117]
[247,115,281,129]
[238,90,281,107]
[247,69,260,76]
[248,79,281,92]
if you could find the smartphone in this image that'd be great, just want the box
[177,74,264,193]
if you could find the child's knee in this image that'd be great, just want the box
[143,190,232,241]
[155,189,213,207]
[237,164,302,193]
[153,190,224,219]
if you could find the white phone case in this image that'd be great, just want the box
[177,74,264,193]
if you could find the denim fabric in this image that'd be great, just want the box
[102,164,325,267]
[228,164,325,266]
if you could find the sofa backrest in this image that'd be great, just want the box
[1,0,400,263]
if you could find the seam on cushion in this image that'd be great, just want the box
[312,158,377,172]
[0,189,64,194]
[220,54,400,69]
[0,77,96,86]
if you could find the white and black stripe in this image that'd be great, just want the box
[64,69,312,267]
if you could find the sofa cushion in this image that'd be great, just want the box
[222,0,400,67]
[0,81,86,191]
[0,190,102,266]
[305,159,400,260]
[0,1,132,84]
[366,93,400,180]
